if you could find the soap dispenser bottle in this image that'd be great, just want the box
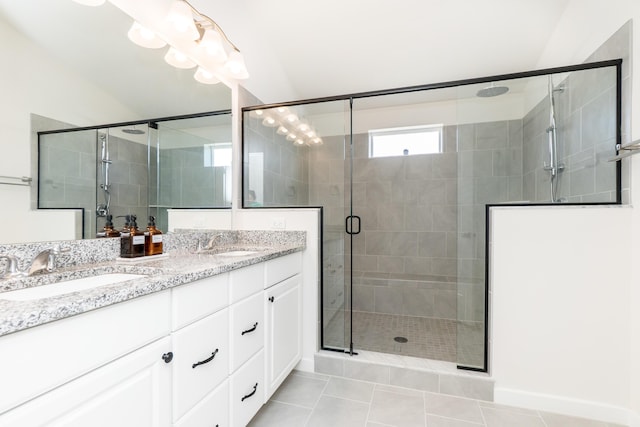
[120,214,145,258]
[144,216,163,256]
[97,214,121,238]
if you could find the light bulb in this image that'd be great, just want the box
[294,139,305,145]
[298,123,310,132]
[312,137,323,145]
[276,107,289,114]
[128,22,166,49]
[199,29,228,62]
[276,126,289,135]
[306,130,316,138]
[194,67,220,84]
[166,0,199,40]
[224,51,249,79]
[286,133,297,142]
[164,47,196,69]
[285,113,298,123]
[262,116,277,127]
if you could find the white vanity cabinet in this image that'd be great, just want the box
[0,249,304,427]
[264,252,303,399]
[0,291,173,427]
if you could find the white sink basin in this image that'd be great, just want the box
[0,273,146,301]
[217,250,258,257]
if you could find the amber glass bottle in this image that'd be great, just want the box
[96,214,121,238]
[120,214,145,258]
[144,216,163,256]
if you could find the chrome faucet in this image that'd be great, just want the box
[26,246,70,276]
[198,233,225,252]
[0,255,25,279]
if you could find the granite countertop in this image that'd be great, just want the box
[0,231,305,338]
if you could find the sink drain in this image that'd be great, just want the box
[394,336,408,343]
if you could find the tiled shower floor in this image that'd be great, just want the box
[325,311,484,366]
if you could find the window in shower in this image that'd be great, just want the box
[369,124,443,158]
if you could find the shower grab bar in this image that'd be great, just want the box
[608,139,640,162]
[0,175,32,187]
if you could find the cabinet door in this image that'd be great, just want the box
[0,337,172,427]
[265,275,302,399]
[174,380,229,427]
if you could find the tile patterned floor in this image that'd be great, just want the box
[249,370,626,427]
[325,311,485,367]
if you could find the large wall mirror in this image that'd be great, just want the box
[0,0,232,243]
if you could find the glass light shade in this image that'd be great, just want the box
[306,130,316,138]
[276,126,289,135]
[224,51,249,79]
[194,67,220,84]
[262,116,277,127]
[285,113,298,123]
[294,139,305,145]
[199,29,227,62]
[312,137,323,145]
[249,110,264,118]
[128,22,166,49]
[164,47,196,69]
[276,107,289,114]
[71,0,105,5]
[298,123,310,132]
[286,133,297,142]
[166,0,199,40]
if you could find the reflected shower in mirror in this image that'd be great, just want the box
[39,112,232,239]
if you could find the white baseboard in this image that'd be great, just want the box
[294,357,315,373]
[495,387,638,426]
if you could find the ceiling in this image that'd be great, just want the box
[196,0,572,103]
[0,0,572,113]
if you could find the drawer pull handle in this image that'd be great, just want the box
[268,296,275,303]
[192,348,219,369]
[241,383,258,401]
[241,322,259,335]
[161,352,173,364]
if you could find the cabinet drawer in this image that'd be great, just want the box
[230,350,264,427]
[172,273,228,331]
[172,309,229,422]
[229,292,264,372]
[229,262,264,304]
[174,380,229,427]
[265,252,302,288]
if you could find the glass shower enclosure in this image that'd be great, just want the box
[243,60,621,371]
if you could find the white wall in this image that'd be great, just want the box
[0,15,139,243]
[490,1,640,424]
[490,206,632,424]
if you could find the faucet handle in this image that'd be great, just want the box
[0,255,25,279]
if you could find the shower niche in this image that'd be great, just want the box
[37,111,232,238]
[242,60,622,371]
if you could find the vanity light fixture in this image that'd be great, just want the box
[251,106,324,146]
[127,22,166,49]
[75,0,249,84]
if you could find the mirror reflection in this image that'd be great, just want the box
[0,0,232,244]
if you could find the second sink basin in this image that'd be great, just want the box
[0,273,147,301]
[216,250,258,257]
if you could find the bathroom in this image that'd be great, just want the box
[0,0,639,426]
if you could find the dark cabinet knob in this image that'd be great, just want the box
[268,296,275,303]
[162,352,173,363]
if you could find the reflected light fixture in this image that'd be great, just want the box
[128,22,166,49]
[165,47,197,69]
[194,67,220,84]
[74,0,249,85]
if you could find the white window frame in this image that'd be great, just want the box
[368,124,443,158]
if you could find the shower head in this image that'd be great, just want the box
[476,84,509,98]
[122,126,145,135]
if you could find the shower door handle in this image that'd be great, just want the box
[345,215,361,235]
